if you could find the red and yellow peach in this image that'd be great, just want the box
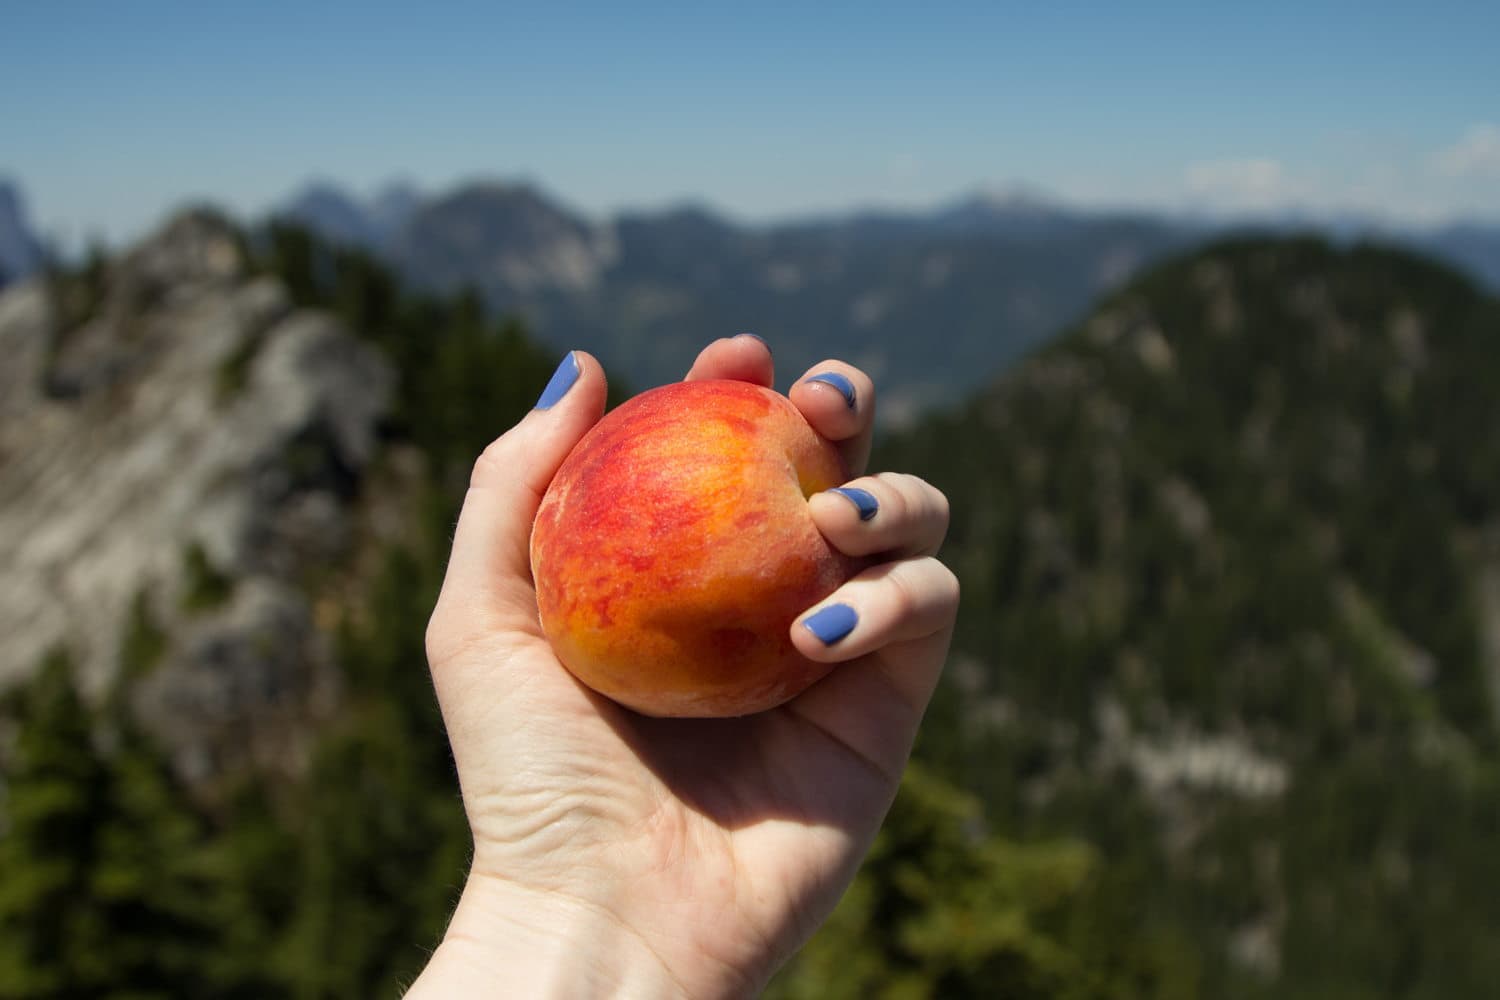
[530,379,856,717]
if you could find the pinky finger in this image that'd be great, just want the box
[791,557,960,664]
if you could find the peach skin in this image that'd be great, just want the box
[530,378,858,716]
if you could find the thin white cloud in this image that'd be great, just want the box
[1433,124,1500,178]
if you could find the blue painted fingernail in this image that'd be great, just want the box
[829,487,879,521]
[535,352,581,409]
[736,332,768,346]
[806,372,856,409]
[803,603,858,645]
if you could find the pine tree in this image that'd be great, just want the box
[0,649,110,998]
[765,764,1200,999]
[275,545,470,998]
[0,649,282,998]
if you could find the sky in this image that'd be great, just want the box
[3,2,1498,246]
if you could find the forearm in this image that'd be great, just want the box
[404,874,696,1000]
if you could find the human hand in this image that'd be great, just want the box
[408,336,957,998]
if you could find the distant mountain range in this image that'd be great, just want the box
[2,175,1495,423]
[275,179,1500,422]
[0,180,45,287]
[276,182,1203,421]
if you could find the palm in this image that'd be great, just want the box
[446,611,922,987]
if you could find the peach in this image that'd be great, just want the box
[530,379,857,717]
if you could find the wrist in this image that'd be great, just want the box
[405,872,692,999]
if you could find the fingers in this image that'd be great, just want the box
[429,350,608,658]
[788,360,876,477]
[683,333,775,386]
[790,558,960,667]
[788,468,956,756]
[808,473,949,559]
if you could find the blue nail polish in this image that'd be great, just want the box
[829,487,879,521]
[535,352,581,409]
[803,603,858,645]
[736,332,768,347]
[806,372,856,409]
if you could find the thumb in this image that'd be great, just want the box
[430,351,608,652]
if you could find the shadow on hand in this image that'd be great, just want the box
[596,698,878,838]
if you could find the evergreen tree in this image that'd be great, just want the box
[0,652,261,998]
[0,649,109,998]
[275,545,469,998]
[766,765,1200,999]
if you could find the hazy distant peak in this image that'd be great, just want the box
[279,181,380,251]
[965,184,1063,212]
[368,181,421,234]
[623,201,735,228]
[932,187,1076,233]
[433,179,562,208]
[0,179,45,285]
[395,180,617,294]
[418,181,593,240]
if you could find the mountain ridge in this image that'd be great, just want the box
[269,177,1498,425]
[878,233,1500,995]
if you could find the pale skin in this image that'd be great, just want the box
[408,336,958,998]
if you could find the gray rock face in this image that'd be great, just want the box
[0,210,392,773]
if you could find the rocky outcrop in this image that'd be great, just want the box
[0,210,392,777]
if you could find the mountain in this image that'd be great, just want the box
[0,179,44,286]
[367,180,422,243]
[356,182,1194,420]
[272,179,1497,429]
[1416,221,1500,291]
[389,180,620,295]
[0,210,394,776]
[277,179,421,255]
[0,212,560,994]
[929,188,1090,236]
[878,236,1500,995]
[280,181,381,250]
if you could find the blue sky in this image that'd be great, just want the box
[4,2,1498,245]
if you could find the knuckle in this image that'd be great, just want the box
[938,570,961,625]
[424,605,449,667]
[885,564,921,620]
[928,483,951,526]
[936,562,961,607]
[470,435,514,489]
[875,473,913,522]
[470,453,498,490]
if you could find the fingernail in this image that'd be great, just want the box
[535,352,581,409]
[829,487,878,521]
[803,603,858,645]
[735,332,768,347]
[806,372,856,409]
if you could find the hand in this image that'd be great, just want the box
[408,336,958,998]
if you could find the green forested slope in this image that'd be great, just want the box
[850,237,1500,997]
